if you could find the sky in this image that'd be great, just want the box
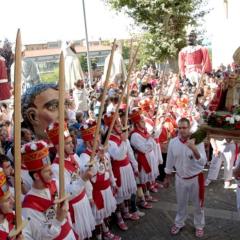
[0,0,136,44]
[0,0,239,49]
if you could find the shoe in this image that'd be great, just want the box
[145,195,159,202]
[170,224,183,235]
[103,231,122,240]
[224,180,231,189]
[130,212,140,221]
[123,212,132,220]
[136,210,145,217]
[195,228,204,238]
[150,187,158,193]
[117,221,128,231]
[155,182,164,189]
[204,179,212,186]
[139,201,152,209]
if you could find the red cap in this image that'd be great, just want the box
[129,108,142,124]
[139,99,151,112]
[80,120,97,142]
[0,169,10,201]
[103,112,118,127]
[21,141,50,172]
[46,122,70,146]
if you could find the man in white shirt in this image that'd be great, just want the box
[164,117,207,238]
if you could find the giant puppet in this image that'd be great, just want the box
[102,42,127,87]
[178,30,212,87]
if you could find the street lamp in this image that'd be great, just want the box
[82,0,92,86]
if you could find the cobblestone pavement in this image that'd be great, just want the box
[113,168,240,240]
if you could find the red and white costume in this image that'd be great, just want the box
[51,154,96,239]
[206,139,237,182]
[108,134,137,204]
[21,141,77,240]
[130,128,159,183]
[78,149,117,225]
[0,56,11,101]
[22,180,77,240]
[0,212,15,240]
[178,45,212,85]
[47,122,96,239]
[0,170,15,240]
[165,137,207,229]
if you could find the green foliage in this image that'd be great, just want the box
[79,55,88,72]
[40,67,58,83]
[105,0,208,64]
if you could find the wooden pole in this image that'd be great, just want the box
[190,61,207,112]
[58,52,66,199]
[9,29,27,238]
[124,39,134,128]
[153,62,168,130]
[89,40,117,164]
[103,45,140,148]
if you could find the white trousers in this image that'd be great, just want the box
[207,143,236,181]
[175,175,205,229]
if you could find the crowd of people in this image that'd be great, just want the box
[0,33,240,240]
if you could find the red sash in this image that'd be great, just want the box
[0,213,14,240]
[234,143,239,166]
[182,172,205,208]
[54,155,79,174]
[69,190,86,223]
[109,134,131,186]
[131,129,152,173]
[111,157,130,187]
[53,220,75,240]
[22,180,57,211]
[22,182,75,240]
[109,134,122,146]
[91,174,111,210]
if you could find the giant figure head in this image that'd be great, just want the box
[21,83,60,139]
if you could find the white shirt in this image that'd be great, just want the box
[165,137,207,178]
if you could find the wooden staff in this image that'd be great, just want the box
[58,52,66,200]
[124,39,134,128]
[89,40,117,164]
[9,29,27,238]
[154,61,168,127]
[190,62,207,112]
[103,45,140,149]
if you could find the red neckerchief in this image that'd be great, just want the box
[22,180,57,211]
[131,127,150,139]
[54,155,79,174]
[179,137,188,144]
[84,148,93,156]
[0,212,14,240]
[109,134,122,146]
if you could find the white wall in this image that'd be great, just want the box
[209,0,240,68]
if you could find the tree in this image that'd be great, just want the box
[79,55,88,72]
[105,0,208,68]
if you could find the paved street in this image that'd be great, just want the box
[113,168,240,240]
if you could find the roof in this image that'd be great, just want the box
[25,45,111,58]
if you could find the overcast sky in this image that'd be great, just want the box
[0,0,136,44]
[0,0,234,45]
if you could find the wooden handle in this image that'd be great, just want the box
[14,28,23,230]
[58,52,65,199]
[89,40,117,163]
[103,44,140,148]
[8,220,28,238]
[124,39,133,128]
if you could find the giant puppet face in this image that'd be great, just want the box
[187,30,197,46]
[21,83,62,140]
